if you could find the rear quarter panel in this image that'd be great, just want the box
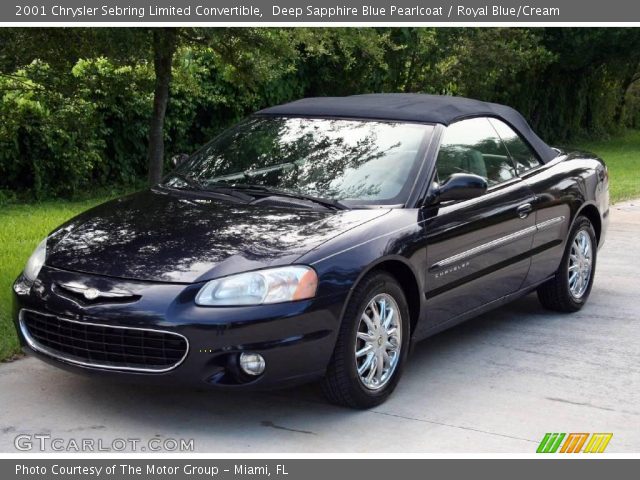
[522,151,609,287]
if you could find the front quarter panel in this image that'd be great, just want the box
[297,208,428,319]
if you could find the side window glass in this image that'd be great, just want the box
[436,118,516,187]
[488,118,542,174]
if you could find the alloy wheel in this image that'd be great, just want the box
[568,229,593,299]
[354,293,402,390]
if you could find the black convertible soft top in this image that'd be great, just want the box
[258,93,556,163]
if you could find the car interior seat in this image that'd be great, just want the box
[437,146,488,181]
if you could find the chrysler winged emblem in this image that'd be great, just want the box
[57,282,136,301]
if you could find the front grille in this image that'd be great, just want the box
[19,310,188,373]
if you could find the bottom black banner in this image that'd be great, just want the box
[2,459,637,480]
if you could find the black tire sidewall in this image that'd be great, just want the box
[559,217,598,309]
[340,273,411,406]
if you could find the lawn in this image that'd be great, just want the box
[0,197,116,361]
[576,129,640,203]
[1,130,639,362]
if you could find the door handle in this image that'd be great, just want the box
[517,203,533,219]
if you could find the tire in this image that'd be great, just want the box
[322,272,410,409]
[537,215,597,312]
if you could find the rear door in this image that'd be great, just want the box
[419,117,537,331]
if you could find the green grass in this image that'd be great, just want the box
[0,197,115,362]
[1,131,640,362]
[576,129,640,203]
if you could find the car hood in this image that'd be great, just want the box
[46,189,390,283]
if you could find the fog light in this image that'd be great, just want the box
[239,352,266,376]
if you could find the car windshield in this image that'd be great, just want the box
[165,116,433,206]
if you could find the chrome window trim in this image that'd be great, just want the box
[19,309,189,374]
[431,216,565,270]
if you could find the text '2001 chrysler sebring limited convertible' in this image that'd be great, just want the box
[13,94,609,408]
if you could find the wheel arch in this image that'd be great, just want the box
[340,256,423,339]
[574,202,602,245]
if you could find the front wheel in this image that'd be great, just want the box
[537,215,597,312]
[322,272,410,409]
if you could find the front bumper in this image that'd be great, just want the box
[12,266,347,389]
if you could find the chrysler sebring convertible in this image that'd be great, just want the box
[13,94,609,408]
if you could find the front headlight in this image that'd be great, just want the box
[195,266,318,306]
[23,238,47,283]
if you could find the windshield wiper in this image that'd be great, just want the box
[224,184,349,210]
[164,175,255,203]
[201,184,255,202]
[170,172,205,190]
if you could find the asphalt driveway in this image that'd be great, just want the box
[1,201,638,453]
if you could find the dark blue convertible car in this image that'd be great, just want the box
[13,94,609,408]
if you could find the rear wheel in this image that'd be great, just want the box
[537,216,597,312]
[322,272,410,409]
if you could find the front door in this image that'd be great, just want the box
[420,117,537,331]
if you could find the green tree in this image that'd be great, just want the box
[2,27,640,199]
[1,28,304,185]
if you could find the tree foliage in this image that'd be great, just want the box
[1,27,638,199]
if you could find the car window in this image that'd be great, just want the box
[488,118,542,174]
[170,117,433,206]
[436,117,516,187]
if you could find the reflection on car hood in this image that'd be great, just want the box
[46,189,390,283]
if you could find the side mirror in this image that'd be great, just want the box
[431,173,488,204]
[171,153,189,168]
